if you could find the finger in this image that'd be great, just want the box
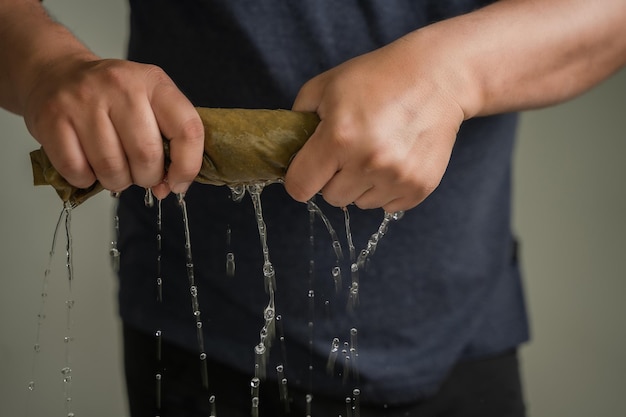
[110,99,164,188]
[382,196,419,214]
[320,169,373,208]
[352,186,398,210]
[151,84,204,194]
[284,124,340,202]
[151,180,171,201]
[74,110,132,191]
[40,121,97,189]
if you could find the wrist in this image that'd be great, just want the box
[393,25,484,122]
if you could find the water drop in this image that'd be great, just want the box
[332,266,342,293]
[353,388,361,417]
[251,396,260,417]
[391,210,405,221]
[345,397,353,417]
[209,395,217,417]
[263,306,275,321]
[33,344,40,353]
[306,394,313,417]
[226,252,235,277]
[200,353,207,360]
[229,185,246,202]
[254,343,267,379]
[27,381,35,391]
[250,376,260,392]
[280,377,290,411]
[350,328,358,351]
[332,240,344,261]
[326,337,340,374]
[144,188,154,207]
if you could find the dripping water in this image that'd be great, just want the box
[246,183,277,385]
[177,193,212,402]
[146,188,166,415]
[250,376,260,417]
[342,207,356,264]
[355,211,404,270]
[110,193,121,273]
[306,198,317,399]
[275,314,288,369]
[345,396,353,417]
[61,201,75,417]
[25,206,65,414]
[326,337,341,375]
[352,388,361,417]
[276,364,290,413]
[225,225,235,277]
[209,394,217,417]
[307,200,344,262]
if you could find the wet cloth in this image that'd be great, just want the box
[115,0,529,406]
[30,108,320,207]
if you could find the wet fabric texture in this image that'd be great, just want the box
[30,108,319,207]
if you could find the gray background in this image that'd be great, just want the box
[0,1,624,416]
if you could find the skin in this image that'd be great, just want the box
[1,0,626,209]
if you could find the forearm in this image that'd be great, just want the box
[403,0,626,118]
[0,0,96,114]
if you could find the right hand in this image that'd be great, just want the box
[23,55,204,199]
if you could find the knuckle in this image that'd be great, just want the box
[56,159,95,189]
[132,141,163,166]
[143,64,172,86]
[329,120,359,151]
[178,117,205,143]
[92,155,127,179]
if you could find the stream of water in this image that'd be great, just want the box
[29,185,402,417]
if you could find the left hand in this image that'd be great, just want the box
[285,36,466,213]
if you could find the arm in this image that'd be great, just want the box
[286,0,626,212]
[0,0,204,198]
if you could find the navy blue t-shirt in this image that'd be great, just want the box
[118,0,529,405]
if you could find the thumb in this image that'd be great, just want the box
[284,121,339,202]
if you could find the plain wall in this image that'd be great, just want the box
[0,1,624,416]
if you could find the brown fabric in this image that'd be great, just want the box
[30,108,320,207]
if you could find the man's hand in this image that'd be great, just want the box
[286,0,626,213]
[0,1,204,199]
[286,39,465,213]
[23,56,204,199]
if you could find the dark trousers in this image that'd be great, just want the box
[123,324,526,417]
